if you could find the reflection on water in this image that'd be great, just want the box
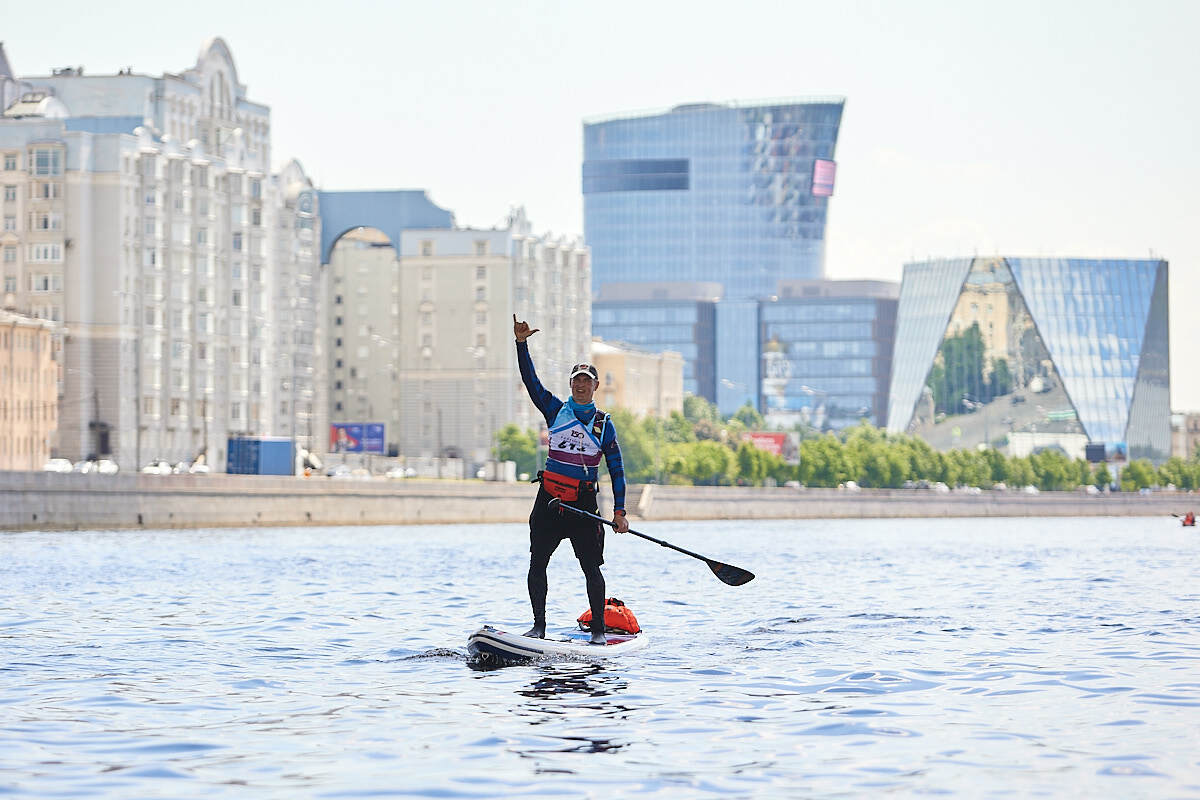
[1,517,1199,798]
[517,663,627,701]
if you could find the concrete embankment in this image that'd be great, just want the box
[1,472,1194,531]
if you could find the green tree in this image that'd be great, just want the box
[1092,462,1112,490]
[1120,459,1157,492]
[736,441,768,486]
[663,410,697,444]
[494,424,539,478]
[1007,456,1036,488]
[733,402,765,430]
[683,395,721,425]
[1030,449,1077,490]
[686,440,738,485]
[604,409,655,484]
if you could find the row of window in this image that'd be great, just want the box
[2,149,62,176]
[3,182,63,201]
[0,398,56,421]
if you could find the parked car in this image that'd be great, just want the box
[95,459,119,475]
[72,460,95,474]
[42,458,73,473]
[326,464,353,479]
[188,462,211,474]
[141,460,172,475]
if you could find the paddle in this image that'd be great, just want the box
[548,498,755,586]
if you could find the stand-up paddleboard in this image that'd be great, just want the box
[467,625,648,665]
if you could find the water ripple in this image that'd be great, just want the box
[1,517,1199,797]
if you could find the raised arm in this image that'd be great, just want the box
[514,315,560,422]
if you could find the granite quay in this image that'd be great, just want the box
[0,472,1194,532]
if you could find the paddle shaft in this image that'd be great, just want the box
[562,503,715,563]
[547,499,755,587]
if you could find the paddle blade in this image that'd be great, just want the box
[707,560,755,586]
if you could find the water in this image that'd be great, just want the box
[2,517,1199,798]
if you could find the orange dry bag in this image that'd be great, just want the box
[577,597,641,634]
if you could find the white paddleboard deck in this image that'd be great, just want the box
[467,625,648,664]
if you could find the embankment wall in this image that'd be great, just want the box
[1,472,1193,531]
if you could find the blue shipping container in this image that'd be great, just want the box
[227,437,294,475]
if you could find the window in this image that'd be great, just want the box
[474,312,486,325]
[33,182,60,199]
[2,216,14,232]
[3,186,15,201]
[197,342,207,360]
[231,402,241,421]
[3,154,16,171]
[420,240,434,256]
[196,228,207,245]
[250,178,261,198]
[334,316,342,326]
[334,294,343,305]
[169,398,182,416]
[3,276,15,292]
[232,289,242,307]
[31,148,62,176]
[251,207,261,226]
[474,286,486,301]
[28,244,62,263]
[32,213,61,231]
[475,265,486,280]
[475,241,488,256]
[232,232,243,251]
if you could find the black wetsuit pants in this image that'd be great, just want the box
[527,486,605,633]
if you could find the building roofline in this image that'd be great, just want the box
[584,96,846,126]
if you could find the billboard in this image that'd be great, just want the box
[330,423,386,454]
[811,159,837,197]
[742,431,800,464]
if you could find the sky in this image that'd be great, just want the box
[5,0,1198,410]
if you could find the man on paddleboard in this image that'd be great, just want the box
[514,314,629,645]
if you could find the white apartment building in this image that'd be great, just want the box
[326,207,589,465]
[0,40,322,469]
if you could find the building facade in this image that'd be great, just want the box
[583,98,844,302]
[590,338,684,419]
[0,306,58,470]
[1170,412,1200,461]
[592,282,719,400]
[323,205,590,467]
[887,257,1170,462]
[757,280,898,430]
[0,39,322,470]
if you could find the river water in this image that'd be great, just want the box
[2,516,1199,798]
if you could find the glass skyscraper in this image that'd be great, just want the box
[583,99,845,301]
[887,257,1170,462]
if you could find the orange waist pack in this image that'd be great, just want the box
[541,470,589,502]
[577,597,641,634]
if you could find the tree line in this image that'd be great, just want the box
[494,396,1200,492]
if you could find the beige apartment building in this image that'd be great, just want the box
[0,40,322,470]
[326,207,590,465]
[0,306,58,469]
[591,338,683,418]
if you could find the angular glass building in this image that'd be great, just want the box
[583,98,845,301]
[887,257,1170,462]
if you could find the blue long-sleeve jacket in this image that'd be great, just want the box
[517,340,626,511]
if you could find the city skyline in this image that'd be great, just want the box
[4,0,1197,412]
